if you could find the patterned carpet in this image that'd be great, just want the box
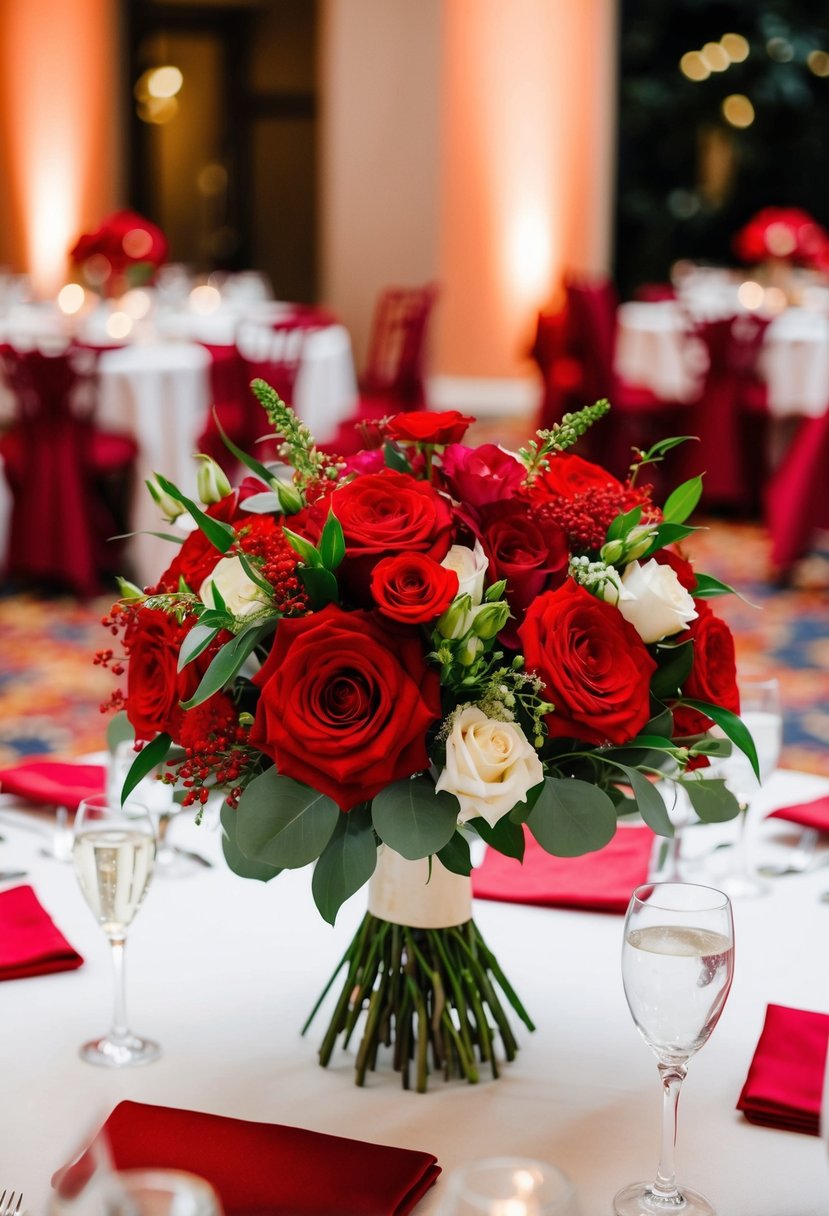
[0,520,827,775]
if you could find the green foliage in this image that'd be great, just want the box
[371,777,460,859]
[220,801,282,882]
[120,732,172,806]
[235,767,340,868]
[311,805,377,924]
[525,777,617,856]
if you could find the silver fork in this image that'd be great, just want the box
[0,1191,23,1216]
[758,827,820,877]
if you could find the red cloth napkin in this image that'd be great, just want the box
[0,885,84,980]
[0,760,105,811]
[767,795,829,833]
[54,1100,440,1216]
[472,825,655,914]
[736,1004,829,1134]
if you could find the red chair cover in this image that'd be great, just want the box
[0,342,136,595]
[765,406,829,577]
[681,314,770,513]
[360,284,438,411]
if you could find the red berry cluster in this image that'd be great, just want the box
[235,517,309,615]
[536,483,659,553]
[164,720,259,811]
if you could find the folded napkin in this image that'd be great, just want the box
[767,795,829,834]
[0,760,105,811]
[736,1004,829,1134]
[0,885,84,980]
[54,1100,440,1216]
[472,825,655,914]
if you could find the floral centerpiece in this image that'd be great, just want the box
[69,209,168,299]
[733,206,829,295]
[100,385,753,1092]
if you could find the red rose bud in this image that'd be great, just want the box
[388,410,476,446]
[370,553,459,624]
[439,443,524,508]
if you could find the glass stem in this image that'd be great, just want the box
[109,935,130,1043]
[733,801,752,878]
[653,1061,688,1199]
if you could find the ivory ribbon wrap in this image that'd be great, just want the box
[367,846,472,928]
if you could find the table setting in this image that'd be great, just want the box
[1,382,829,1214]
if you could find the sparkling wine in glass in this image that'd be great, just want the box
[614,882,734,1216]
[72,793,159,1067]
[716,676,782,899]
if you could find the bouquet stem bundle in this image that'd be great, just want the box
[304,913,535,1092]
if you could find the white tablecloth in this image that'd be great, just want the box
[1,768,828,1214]
[615,300,829,420]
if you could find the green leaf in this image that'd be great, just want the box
[470,814,525,861]
[613,764,674,837]
[682,777,742,823]
[211,406,279,489]
[299,565,339,609]
[120,732,172,806]
[639,435,696,462]
[235,767,340,868]
[678,700,760,780]
[650,640,694,700]
[239,492,282,514]
[371,777,460,859]
[606,504,643,543]
[662,476,703,525]
[311,804,377,925]
[106,710,134,754]
[220,800,282,882]
[319,508,346,571]
[384,441,414,473]
[692,572,738,598]
[110,530,185,545]
[283,525,323,568]
[236,550,274,595]
[687,736,732,758]
[644,522,699,556]
[177,623,221,672]
[153,472,235,554]
[180,622,273,710]
[526,778,617,856]
[643,699,675,740]
[437,832,473,876]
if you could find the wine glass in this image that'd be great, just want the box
[72,793,160,1067]
[436,1157,581,1215]
[614,882,734,1216]
[51,1168,223,1215]
[715,675,782,899]
[108,739,204,878]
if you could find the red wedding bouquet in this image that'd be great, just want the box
[101,384,752,1090]
[69,209,169,298]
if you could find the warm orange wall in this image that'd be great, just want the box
[0,0,121,295]
[437,0,618,378]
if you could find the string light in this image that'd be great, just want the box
[701,42,729,72]
[721,33,750,62]
[722,94,755,128]
[807,50,829,77]
[680,51,710,81]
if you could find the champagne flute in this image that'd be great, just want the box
[72,793,160,1067]
[715,676,782,899]
[614,882,734,1216]
[436,1157,581,1215]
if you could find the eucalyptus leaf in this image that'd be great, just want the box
[470,814,525,861]
[613,764,674,837]
[220,800,282,882]
[235,767,340,868]
[311,805,377,925]
[120,732,172,806]
[682,777,742,823]
[371,777,460,859]
[106,710,134,754]
[437,831,473,876]
[526,778,617,856]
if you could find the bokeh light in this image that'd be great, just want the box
[807,50,829,77]
[106,311,133,340]
[737,280,764,310]
[701,42,730,72]
[721,33,750,63]
[57,283,85,315]
[722,94,755,128]
[680,51,710,81]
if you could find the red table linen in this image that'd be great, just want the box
[767,795,829,833]
[737,1004,829,1134]
[0,760,105,811]
[472,825,655,914]
[0,885,84,980]
[54,1100,440,1216]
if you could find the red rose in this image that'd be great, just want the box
[388,410,475,446]
[653,547,697,593]
[518,581,657,745]
[671,601,739,737]
[370,553,459,624]
[439,443,525,509]
[157,495,240,593]
[476,500,568,643]
[251,604,441,809]
[532,451,623,501]
[125,608,183,740]
[301,469,454,596]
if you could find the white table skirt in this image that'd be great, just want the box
[615,300,829,420]
[1,767,828,1215]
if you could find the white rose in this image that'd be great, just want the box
[435,706,543,828]
[199,556,270,619]
[441,541,488,605]
[616,558,698,643]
